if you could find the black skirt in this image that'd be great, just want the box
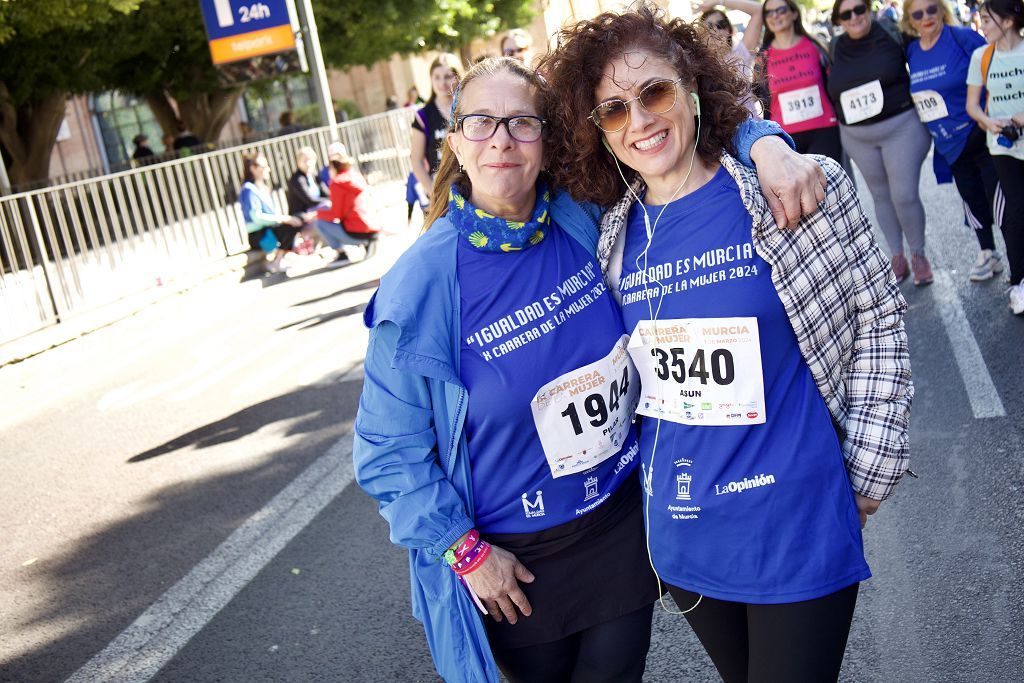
[483,481,661,650]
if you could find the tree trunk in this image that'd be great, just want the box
[0,83,68,188]
[145,87,243,147]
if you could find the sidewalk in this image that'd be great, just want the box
[0,189,414,368]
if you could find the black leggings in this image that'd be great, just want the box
[490,603,654,683]
[992,154,1024,285]
[790,126,843,165]
[667,583,859,683]
[948,126,998,251]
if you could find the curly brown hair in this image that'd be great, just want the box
[540,2,749,207]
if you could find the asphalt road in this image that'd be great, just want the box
[1,162,1022,682]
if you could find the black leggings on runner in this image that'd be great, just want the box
[992,155,1024,285]
[490,603,654,683]
[948,126,998,251]
[667,583,859,683]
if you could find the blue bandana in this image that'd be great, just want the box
[447,183,550,253]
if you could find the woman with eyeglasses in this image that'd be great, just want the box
[353,48,826,682]
[409,53,462,219]
[543,4,912,681]
[966,0,1024,313]
[826,0,934,285]
[905,0,1008,282]
[760,0,844,163]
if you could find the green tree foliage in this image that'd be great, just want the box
[0,0,140,185]
[315,0,534,68]
[104,1,244,148]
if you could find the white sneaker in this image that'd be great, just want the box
[1008,283,1024,315]
[969,250,1004,281]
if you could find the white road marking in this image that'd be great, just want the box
[65,433,357,683]
[934,271,1005,418]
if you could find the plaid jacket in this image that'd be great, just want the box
[597,154,913,501]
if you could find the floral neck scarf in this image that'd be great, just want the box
[447,183,549,253]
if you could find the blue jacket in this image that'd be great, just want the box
[352,118,788,683]
[353,189,600,683]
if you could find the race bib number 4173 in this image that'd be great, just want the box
[627,318,766,426]
[531,335,639,478]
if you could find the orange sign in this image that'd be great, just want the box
[208,24,295,65]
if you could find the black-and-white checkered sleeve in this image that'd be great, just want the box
[824,158,913,501]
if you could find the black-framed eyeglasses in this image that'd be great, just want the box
[838,4,868,21]
[503,46,527,57]
[764,5,791,18]
[910,4,939,20]
[708,18,732,30]
[590,78,683,133]
[456,114,546,142]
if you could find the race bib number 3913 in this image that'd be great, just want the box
[778,85,824,126]
[627,318,766,426]
[531,335,639,478]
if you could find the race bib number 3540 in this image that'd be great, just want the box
[531,335,639,478]
[627,318,766,426]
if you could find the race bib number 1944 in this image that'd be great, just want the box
[627,318,766,426]
[531,335,639,478]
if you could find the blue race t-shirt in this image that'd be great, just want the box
[459,221,640,534]
[907,25,986,163]
[617,165,870,604]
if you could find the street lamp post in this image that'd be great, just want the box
[293,0,339,141]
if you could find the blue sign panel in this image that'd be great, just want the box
[199,0,292,41]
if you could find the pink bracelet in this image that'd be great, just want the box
[452,540,492,576]
[454,529,480,563]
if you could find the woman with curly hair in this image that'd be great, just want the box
[354,50,826,683]
[541,4,912,680]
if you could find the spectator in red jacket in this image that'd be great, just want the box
[314,145,380,263]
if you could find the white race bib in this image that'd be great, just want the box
[841,80,884,124]
[531,335,639,478]
[911,89,949,123]
[778,85,824,125]
[627,318,766,426]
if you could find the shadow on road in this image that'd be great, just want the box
[126,375,361,464]
[3,379,363,682]
[275,303,366,332]
[292,278,380,307]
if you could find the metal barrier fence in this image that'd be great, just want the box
[0,108,414,346]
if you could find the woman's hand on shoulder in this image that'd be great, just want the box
[463,544,535,624]
[749,136,827,230]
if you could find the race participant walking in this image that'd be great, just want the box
[697,0,766,116]
[698,1,764,79]
[543,4,913,681]
[353,54,825,683]
[905,0,1006,281]
[828,0,934,285]
[760,0,844,162]
[966,0,1024,313]
[409,54,462,214]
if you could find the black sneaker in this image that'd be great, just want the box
[327,251,350,268]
